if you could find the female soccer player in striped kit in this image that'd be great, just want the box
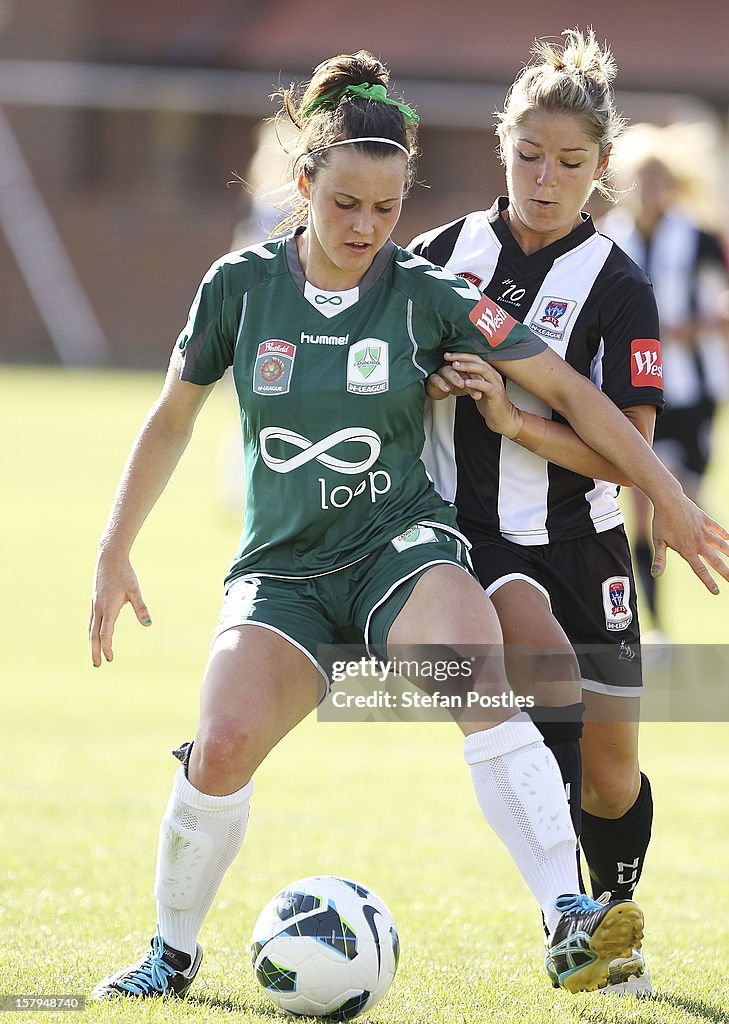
[410,29,718,995]
[88,48,726,1002]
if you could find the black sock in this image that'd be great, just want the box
[581,772,653,900]
[532,703,584,838]
[634,539,657,621]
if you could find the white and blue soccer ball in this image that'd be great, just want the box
[251,875,399,1019]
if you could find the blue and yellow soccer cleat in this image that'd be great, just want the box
[92,932,203,1000]
[545,893,644,994]
[599,947,653,996]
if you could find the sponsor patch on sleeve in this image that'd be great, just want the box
[630,339,663,389]
[469,294,519,348]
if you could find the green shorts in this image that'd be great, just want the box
[213,520,474,687]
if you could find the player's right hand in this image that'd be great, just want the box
[89,554,152,667]
[425,364,467,400]
[446,354,525,437]
[650,494,729,596]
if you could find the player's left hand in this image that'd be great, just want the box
[651,495,729,594]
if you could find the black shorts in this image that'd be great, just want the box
[469,525,642,695]
[653,397,716,483]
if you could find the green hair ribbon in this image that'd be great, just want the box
[305,82,419,125]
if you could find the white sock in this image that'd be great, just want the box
[464,712,579,936]
[154,767,252,959]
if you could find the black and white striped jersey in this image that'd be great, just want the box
[409,197,664,546]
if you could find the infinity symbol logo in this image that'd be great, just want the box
[259,427,381,475]
[314,294,344,305]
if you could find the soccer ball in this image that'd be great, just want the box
[251,875,399,1019]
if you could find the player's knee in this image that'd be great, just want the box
[507,647,581,701]
[194,717,257,784]
[582,762,640,817]
[535,648,580,687]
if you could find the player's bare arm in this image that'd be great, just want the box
[477,346,729,593]
[438,353,655,486]
[89,366,215,667]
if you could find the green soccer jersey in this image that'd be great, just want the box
[173,232,545,582]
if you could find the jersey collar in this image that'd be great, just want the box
[285,227,395,304]
[489,196,596,265]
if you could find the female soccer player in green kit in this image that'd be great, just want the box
[89,50,728,1002]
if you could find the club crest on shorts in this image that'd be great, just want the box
[529,296,577,340]
[347,339,389,394]
[602,576,633,631]
[391,524,437,551]
[254,340,296,395]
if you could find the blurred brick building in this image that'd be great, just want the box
[1,0,728,367]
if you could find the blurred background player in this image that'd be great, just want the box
[600,122,729,640]
[411,28,663,995]
[230,117,297,249]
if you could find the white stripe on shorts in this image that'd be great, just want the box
[581,677,643,698]
[212,610,331,699]
[484,572,553,609]
[363,558,474,656]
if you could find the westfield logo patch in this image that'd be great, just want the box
[253,340,296,395]
[469,295,518,347]
[630,339,663,388]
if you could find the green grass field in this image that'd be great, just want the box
[1,366,728,1024]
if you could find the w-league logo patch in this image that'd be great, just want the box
[602,576,633,632]
[254,340,296,395]
[529,296,577,340]
[347,339,389,394]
